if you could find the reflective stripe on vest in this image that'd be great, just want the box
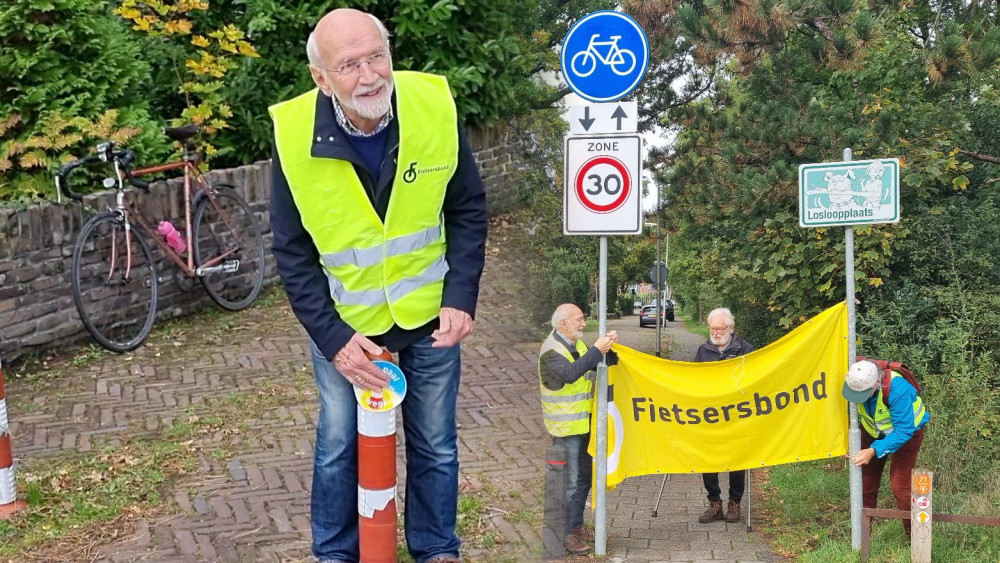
[859,371,928,438]
[269,71,458,334]
[539,332,594,437]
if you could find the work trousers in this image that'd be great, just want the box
[861,427,925,536]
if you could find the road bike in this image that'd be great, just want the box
[570,34,637,77]
[55,125,266,353]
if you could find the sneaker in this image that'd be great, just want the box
[564,534,591,555]
[570,525,595,542]
[725,500,741,523]
[698,500,724,523]
[425,556,461,563]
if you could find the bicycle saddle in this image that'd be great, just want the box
[164,124,200,141]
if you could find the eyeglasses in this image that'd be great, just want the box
[315,51,390,76]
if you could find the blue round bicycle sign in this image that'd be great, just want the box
[561,11,649,102]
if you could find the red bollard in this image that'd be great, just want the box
[356,349,407,563]
[0,350,28,518]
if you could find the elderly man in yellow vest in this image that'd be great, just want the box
[539,303,618,555]
[268,9,487,563]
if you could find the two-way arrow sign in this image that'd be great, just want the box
[568,102,638,135]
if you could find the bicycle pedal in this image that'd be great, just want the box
[222,260,240,273]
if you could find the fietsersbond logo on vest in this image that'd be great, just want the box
[402,161,451,183]
[806,208,874,221]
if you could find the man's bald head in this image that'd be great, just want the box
[306,9,389,67]
[551,303,586,342]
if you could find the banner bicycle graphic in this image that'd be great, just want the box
[571,34,637,77]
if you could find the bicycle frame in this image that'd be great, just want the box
[586,34,624,65]
[119,159,241,278]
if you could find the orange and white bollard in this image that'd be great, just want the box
[0,350,28,518]
[356,349,407,563]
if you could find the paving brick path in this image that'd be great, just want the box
[5,220,782,563]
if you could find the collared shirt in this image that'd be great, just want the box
[331,97,393,138]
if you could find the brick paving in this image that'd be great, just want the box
[5,220,783,563]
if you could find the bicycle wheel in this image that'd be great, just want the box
[193,185,265,311]
[71,212,159,352]
[571,50,597,77]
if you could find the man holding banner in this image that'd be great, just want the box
[539,303,618,555]
[695,308,755,524]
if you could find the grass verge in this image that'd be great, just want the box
[758,460,1000,562]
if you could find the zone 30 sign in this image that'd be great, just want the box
[564,134,642,235]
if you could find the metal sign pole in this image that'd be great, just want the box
[595,235,609,555]
[655,221,662,356]
[843,147,862,549]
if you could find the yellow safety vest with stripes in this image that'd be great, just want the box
[859,371,928,438]
[539,332,594,437]
[268,71,458,335]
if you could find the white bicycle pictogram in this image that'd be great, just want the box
[570,34,637,77]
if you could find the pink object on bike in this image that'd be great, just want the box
[157,221,187,254]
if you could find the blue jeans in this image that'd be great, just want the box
[309,336,462,563]
[552,433,592,532]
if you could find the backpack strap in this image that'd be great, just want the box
[880,365,893,407]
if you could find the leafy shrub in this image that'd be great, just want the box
[617,294,634,317]
[115,0,260,159]
[526,248,593,326]
[0,0,167,204]
[0,111,150,203]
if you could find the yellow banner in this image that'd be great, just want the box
[590,303,849,488]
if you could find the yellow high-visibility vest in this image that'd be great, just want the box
[539,332,594,437]
[859,371,928,438]
[269,71,458,334]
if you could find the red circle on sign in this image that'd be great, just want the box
[575,155,631,213]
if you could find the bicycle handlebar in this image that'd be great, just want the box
[54,145,149,200]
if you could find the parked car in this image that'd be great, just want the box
[639,299,674,327]
[633,300,642,308]
[639,302,675,326]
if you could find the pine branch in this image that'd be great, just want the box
[803,18,835,43]
[958,149,1000,165]
[532,86,572,109]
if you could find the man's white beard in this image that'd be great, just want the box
[342,77,394,120]
[711,333,732,347]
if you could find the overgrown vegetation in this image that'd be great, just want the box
[612,0,1000,556]
[1,0,594,204]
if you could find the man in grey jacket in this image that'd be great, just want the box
[694,307,754,523]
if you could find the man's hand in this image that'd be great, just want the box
[432,307,473,348]
[851,447,876,466]
[334,333,390,391]
[594,336,614,354]
[607,330,619,343]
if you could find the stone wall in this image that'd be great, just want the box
[0,125,520,362]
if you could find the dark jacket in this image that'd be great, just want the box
[693,334,754,363]
[539,331,619,391]
[270,90,487,360]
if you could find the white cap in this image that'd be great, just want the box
[842,360,879,403]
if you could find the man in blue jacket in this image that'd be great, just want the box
[843,360,930,537]
[268,8,486,563]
